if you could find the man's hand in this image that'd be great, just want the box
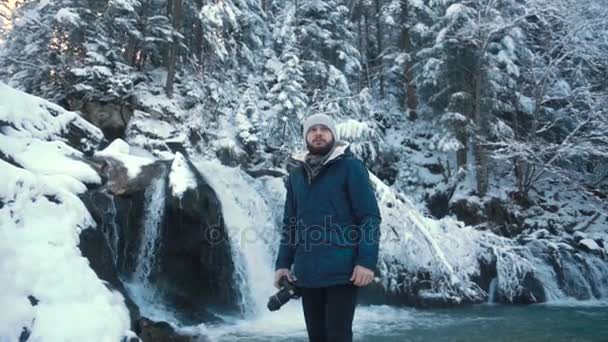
[350,265,374,287]
[274,268,296,289]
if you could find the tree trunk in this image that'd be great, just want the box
[456,132,467,171]
[135,0,151,71]
[364,5,371,90]
[399,0,418,120]
[375,0,384,98]
[125,36,136,66]
[356,4,364,92]
[165,0,183,98]
[472,65,488,196]
[511,104,529,198]
[193,0,204,64]
[262,0,272,12]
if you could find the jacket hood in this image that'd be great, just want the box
[291,140,351,165]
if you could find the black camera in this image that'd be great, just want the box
[267,276,300,311]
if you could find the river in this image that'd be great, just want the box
[192,300,608,342]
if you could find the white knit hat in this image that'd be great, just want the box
[302,114,338,142]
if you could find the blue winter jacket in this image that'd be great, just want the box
[275,141,382,288]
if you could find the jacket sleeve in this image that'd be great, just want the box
[275,174,297,270]
[346,159,381,271]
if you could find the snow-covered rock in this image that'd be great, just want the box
[169,152,197,198]
[0,82,106,154]
[0,84,132,341]
[95,139,154,180]
[579,238,603,254]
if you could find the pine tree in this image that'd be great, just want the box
[263,1,307,149]
[0,0,72,98]
[0,0,20,39]
[495,0,608,199]
[297,0,361,116]
[383,0,436,118]
[418,0,532,196]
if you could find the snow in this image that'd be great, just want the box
[372,172,485,301]
[132,76,181,118]
[201,5,224,27]
[0,82,102,191]
[336,119,374,141]
[547,80,572,98]
[497,50,519,76]
[519,94,535,114]
[129,110,176,139]
[0,159,131,341]
[109,0,139,12]
[54,8,80,25]
[0,83,132,341]
[369,165,560,303]
[579,239,602,252]
[445,3,468,18]
[384,128,405,148]
[573,231,587,240]
[0,134,100,185]
[35,0,52,10]
[492,119,515,139]
[0,83,104,144]
[169,152,197,198]
[441,111,469,123]
[125,110,186,160]
[502,36,516,53]
[436,135,463,153]
[95,139,154,179]
[413,23,430,36]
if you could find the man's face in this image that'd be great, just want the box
[306,124,334,155]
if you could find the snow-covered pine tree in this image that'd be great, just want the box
[66,0,141,107]
[378,0,436,119]
[0,0,143,104]
[297,0,361,117]
[0,0,21,39]
[493,0,608,199]
[0,0,67,97]
[417,0,532,196]
[264,1,307,150]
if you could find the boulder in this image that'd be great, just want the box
[78,226,141,327]
[450,198,485,226]
[136,317,208,342]
[450,197,523,237]
[67,98,134,141]
[83,159,166,275]
[497,271,546,304]
[157,159,240,323]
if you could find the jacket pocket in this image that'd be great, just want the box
[325,224,360,249]
[320,244,356,278]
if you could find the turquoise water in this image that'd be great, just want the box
[195,301,608,342]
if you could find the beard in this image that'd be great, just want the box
[306,137,335,156]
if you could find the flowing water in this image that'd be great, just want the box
[132,173,167,283]
[192,301,608,342]
[123,167,171,322]
[193,160,280,315]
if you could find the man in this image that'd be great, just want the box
[274,113,382,342]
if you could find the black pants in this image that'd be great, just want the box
[300,284,358,342]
